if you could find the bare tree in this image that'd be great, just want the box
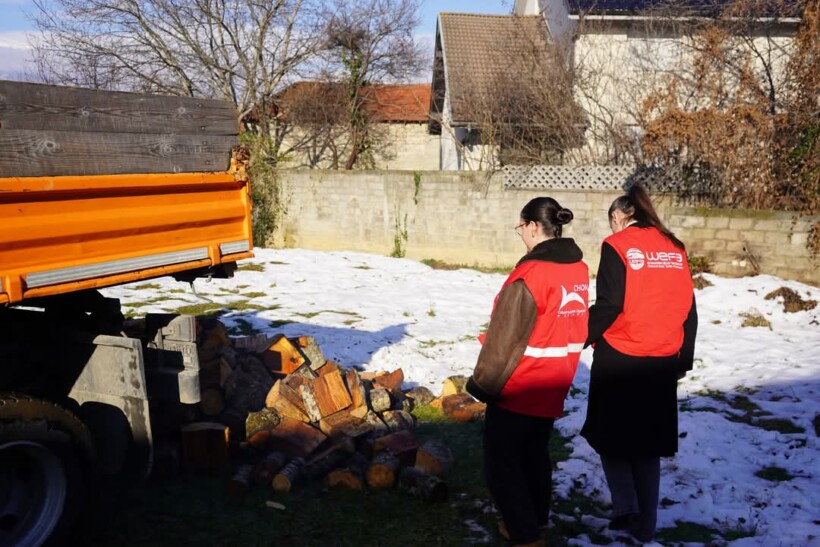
[637,0,815,211]
[31,0,326,126]
[320,0,427,169]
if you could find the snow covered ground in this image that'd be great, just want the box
[102,248,820,546]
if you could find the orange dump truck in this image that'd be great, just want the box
[0,81,253,546]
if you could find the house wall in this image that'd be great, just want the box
[271,170,819,285]
[278,123,438,170]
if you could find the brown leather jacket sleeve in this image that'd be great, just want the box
[466,280,537,403]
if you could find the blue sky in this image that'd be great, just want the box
[0,0,509,33]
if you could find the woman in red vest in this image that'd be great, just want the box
[581,184,698,543]
[467,197,589,547]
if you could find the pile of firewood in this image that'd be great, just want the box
[176,319,488,502]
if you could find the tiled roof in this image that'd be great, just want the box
[271,82,430,124]
[436,13,551,124]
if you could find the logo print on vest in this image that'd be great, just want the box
[559,285,587,312]
[626,248,645,270]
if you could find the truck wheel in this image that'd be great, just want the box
[0,395,95,547]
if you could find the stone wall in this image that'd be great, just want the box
[272,170,819,286]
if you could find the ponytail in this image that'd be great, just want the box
[609,185,685,250]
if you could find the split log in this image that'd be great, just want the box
[295,336,326,370]
[362,411,389,436]
[398,467,448,503]
[180,422,230,472]
[253,451,287,486]
[299,370,352,422]
[372,368,404,394]
[442,393,486,423]
[233,332,271,353]
[245,408,283,449]
[403,386,436,407]
[288,363,318,381]
[369,387,392,413]
[415,440,454,477]
[265,380,310,422]
[440,375,469,397]
[199,388,225,416]
[344,369,368,410]
[303,438,355,480]
[381,410,415,432]
[261,334,306,374]
[229,464,254,497]
[316,361,341,376]
[366,451,400,489]
[318,410,374,440]
[373,429,419,466]
[359,371,384,382]
[263,417,328,458]
[224,354,275,414]
[272,457,305,493]
[325,453,370,490]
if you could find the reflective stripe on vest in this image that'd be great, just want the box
[523,343,585,358]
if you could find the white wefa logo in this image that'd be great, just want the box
[626,247,684,270]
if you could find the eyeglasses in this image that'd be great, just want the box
[514,221,528,236]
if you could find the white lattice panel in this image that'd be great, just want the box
[504,165,679,192]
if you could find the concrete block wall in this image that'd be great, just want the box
[274,170,819,286]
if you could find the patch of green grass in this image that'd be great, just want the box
[168,289,187,294]
[427,309,436,317]
[657,521,721,543]
[711,319,722,324]
[755,466,794,482]
[225,300,270,312]
[354,265,372,270]
[241,291,267,299]
[268,261,288,265]
[174,302,227,316]
[268,319,296,328]
[756,418,805,434]
[122,296,174,308]
[237,263,265,272]
[421,258,512,275]
[131,283,162,290]
[295,310,361,320]
[219,287,241,294]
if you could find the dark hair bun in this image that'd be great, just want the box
[555,208,574,225]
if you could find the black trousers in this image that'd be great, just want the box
[483,404,555,544]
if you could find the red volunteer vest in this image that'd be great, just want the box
[496,259,589,418]
[603,226,693,357]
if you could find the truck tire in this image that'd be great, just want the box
[0,394,95,547]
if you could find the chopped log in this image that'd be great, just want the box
[325,453,370,490]
[265,380,310,422]
[442,393,486,423]
[233,333,271,353]
[369,387,392,413]
[288,363,318,381]
[299,370,352,422]
[373,429,419,466]
[392,396,414,413]
[245,408,283,448]
[398,467,448,503]
[381,410,415,432]
[415,440,454,477]
[224,354,275,414]
[295,336,327,370]
[261,334,306,374]
[373,368,404,394]
[316,361,341,376]
[272,457,305,493]
[253,451,288,486]
[229,464,254,497]
[441,375,469,397]
[349,405,369,419]
[199,388,225,416]
[303,438,355,480]
[262,417,328,458]
[318,410,374,440]
[180,422,230,472]
[362,411,389,436]
[359,371,384,382]
[429,397,443,410]
[403,386,436,407]
[366,451,400,489]
[344,368,368,410]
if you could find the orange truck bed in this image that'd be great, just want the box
[0,81,253,305]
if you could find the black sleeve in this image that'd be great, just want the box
[678,294,698,376]
[586,242,625,347]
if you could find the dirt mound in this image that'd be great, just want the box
[764,287,817,313]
